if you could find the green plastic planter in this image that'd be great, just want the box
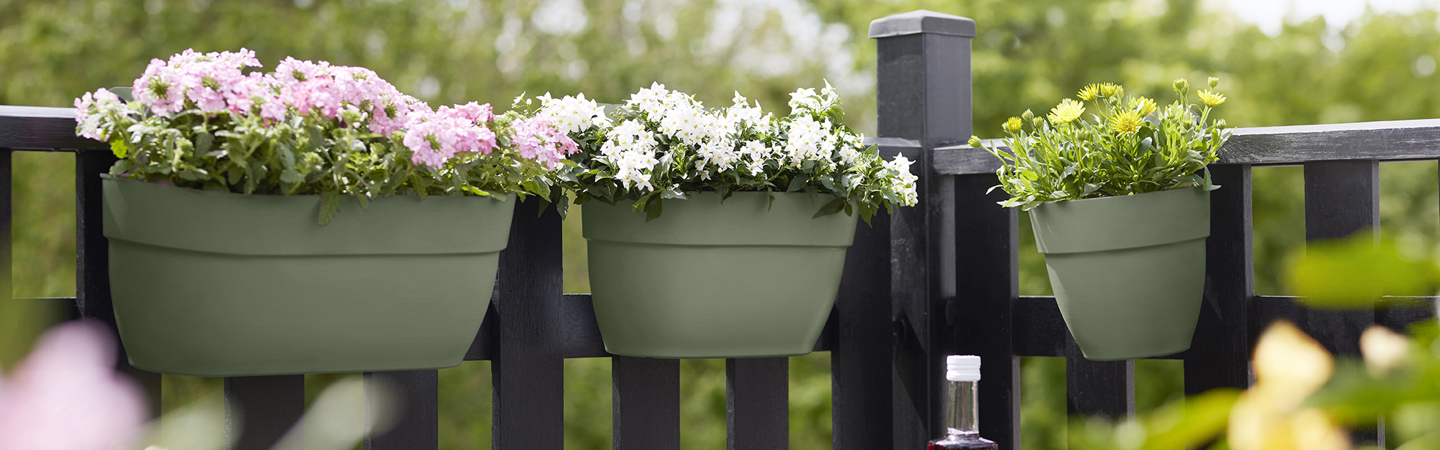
[1029,187,1210,361]
[583,192,857,358]
[102,176,513,376]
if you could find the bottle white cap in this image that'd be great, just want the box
[946,355,981,382]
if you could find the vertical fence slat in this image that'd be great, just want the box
[1185,164,1255,395]
[491,199,564,449]
[1303,159,1380,446]
[1302,160,1378,356]
[224,375,305,450]
[1064,339,1134,419]
[870,11,975,446]
[831,206,893,449]
[612,356,679,450]
[364,370,439,449]
[75,150,161,415]
[726,357,788,450]
[953,173,1020,448]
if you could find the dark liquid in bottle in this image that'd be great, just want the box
[927,438,998,449]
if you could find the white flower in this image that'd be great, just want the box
[538,93,607,135]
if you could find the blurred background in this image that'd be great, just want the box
[2,0,1439,448]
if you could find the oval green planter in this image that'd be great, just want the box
[102,176,514,376]
[1029,187,1210,361]
[583,192,857,358]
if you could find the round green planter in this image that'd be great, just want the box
[101,176,514,376]
[583,192,857,358]
[1029,187,1210,361]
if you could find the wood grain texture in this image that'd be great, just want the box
[1184,164,1255,395]
[951,173,1020,449]
[934,119,1440,175]
[0,106,106,150]
[875,29,968,448]
[490,199,565,450]
[613,356,680,450]
[831,208,892,449]
[224,375,305,450]
[364,370,439,449]
[75,151,161,416]
[726,357,788,450]
[1064,340,1134,419]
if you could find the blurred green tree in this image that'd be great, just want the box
[2,0,1438,449]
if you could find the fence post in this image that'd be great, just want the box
[490,198,564,449]
[75,150,162,416]
[870,9,973,447]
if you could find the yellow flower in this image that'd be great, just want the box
[1132,97,1157,117]
[1047,99,1085,124]
[1228,321,1349,450]
[1099,82,1122,97]
[1198,89,1227,107]
[1111,111,1143,134]
[1002,116,1024,133]
[1077,84,1101,101]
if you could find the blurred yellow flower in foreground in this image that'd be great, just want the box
[1229,321,1350,450]
[1360,325,1410,377]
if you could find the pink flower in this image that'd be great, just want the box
[512,117,578,168]
[0,320,148,450]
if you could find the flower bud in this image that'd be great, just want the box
[1003,117,1023,133]
[1208,76,1219,88]
[968,135,983,148]
[1021,109,1035,122]
[1172,78,1189,94]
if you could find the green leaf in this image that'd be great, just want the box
[280,169,302,184]
[110,139,129,158]
[786,174,810,192]
[318,190,342,226]
[813,197,847,218]
[644,195,663,222]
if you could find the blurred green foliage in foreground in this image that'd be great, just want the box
[3,0,1440,448]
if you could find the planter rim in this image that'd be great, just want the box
[582,191,856,247]
[1029,186,1209,254]
[102,175,514,256]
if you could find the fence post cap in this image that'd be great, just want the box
[869,10,976,39]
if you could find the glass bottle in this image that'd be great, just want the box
[927,355,998,449]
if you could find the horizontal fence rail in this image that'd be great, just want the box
[934,118,1440,175]
[7,8,1440,448]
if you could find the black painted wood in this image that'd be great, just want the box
[1185,165,1255,395]
[934,119,1440,175]
[872,10,971,445]
[612,356,680,450]
[1304,159,1382,447]
[564,294,610,358]
[476,293,841,361]
[0,106,107,150]
[224,375,305,450]
[1376,297,1438,332]
[364,370,439,449]
[726,357,788,450]
[1064,339,1134,419]
[1013,297,1067,358]
[952,173,1020,449]
[831,209,893,448]
[491,198,564,450]
[75,150,161,416]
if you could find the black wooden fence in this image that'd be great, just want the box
[2,9,1439,450]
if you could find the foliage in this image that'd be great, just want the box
[971,78,1232,209]
[1283,230,1440,308]
[74,49,570,224]
[558,82,917,222]
[6,0,1440,449]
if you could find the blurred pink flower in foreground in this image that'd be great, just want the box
[0,320,148,450]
